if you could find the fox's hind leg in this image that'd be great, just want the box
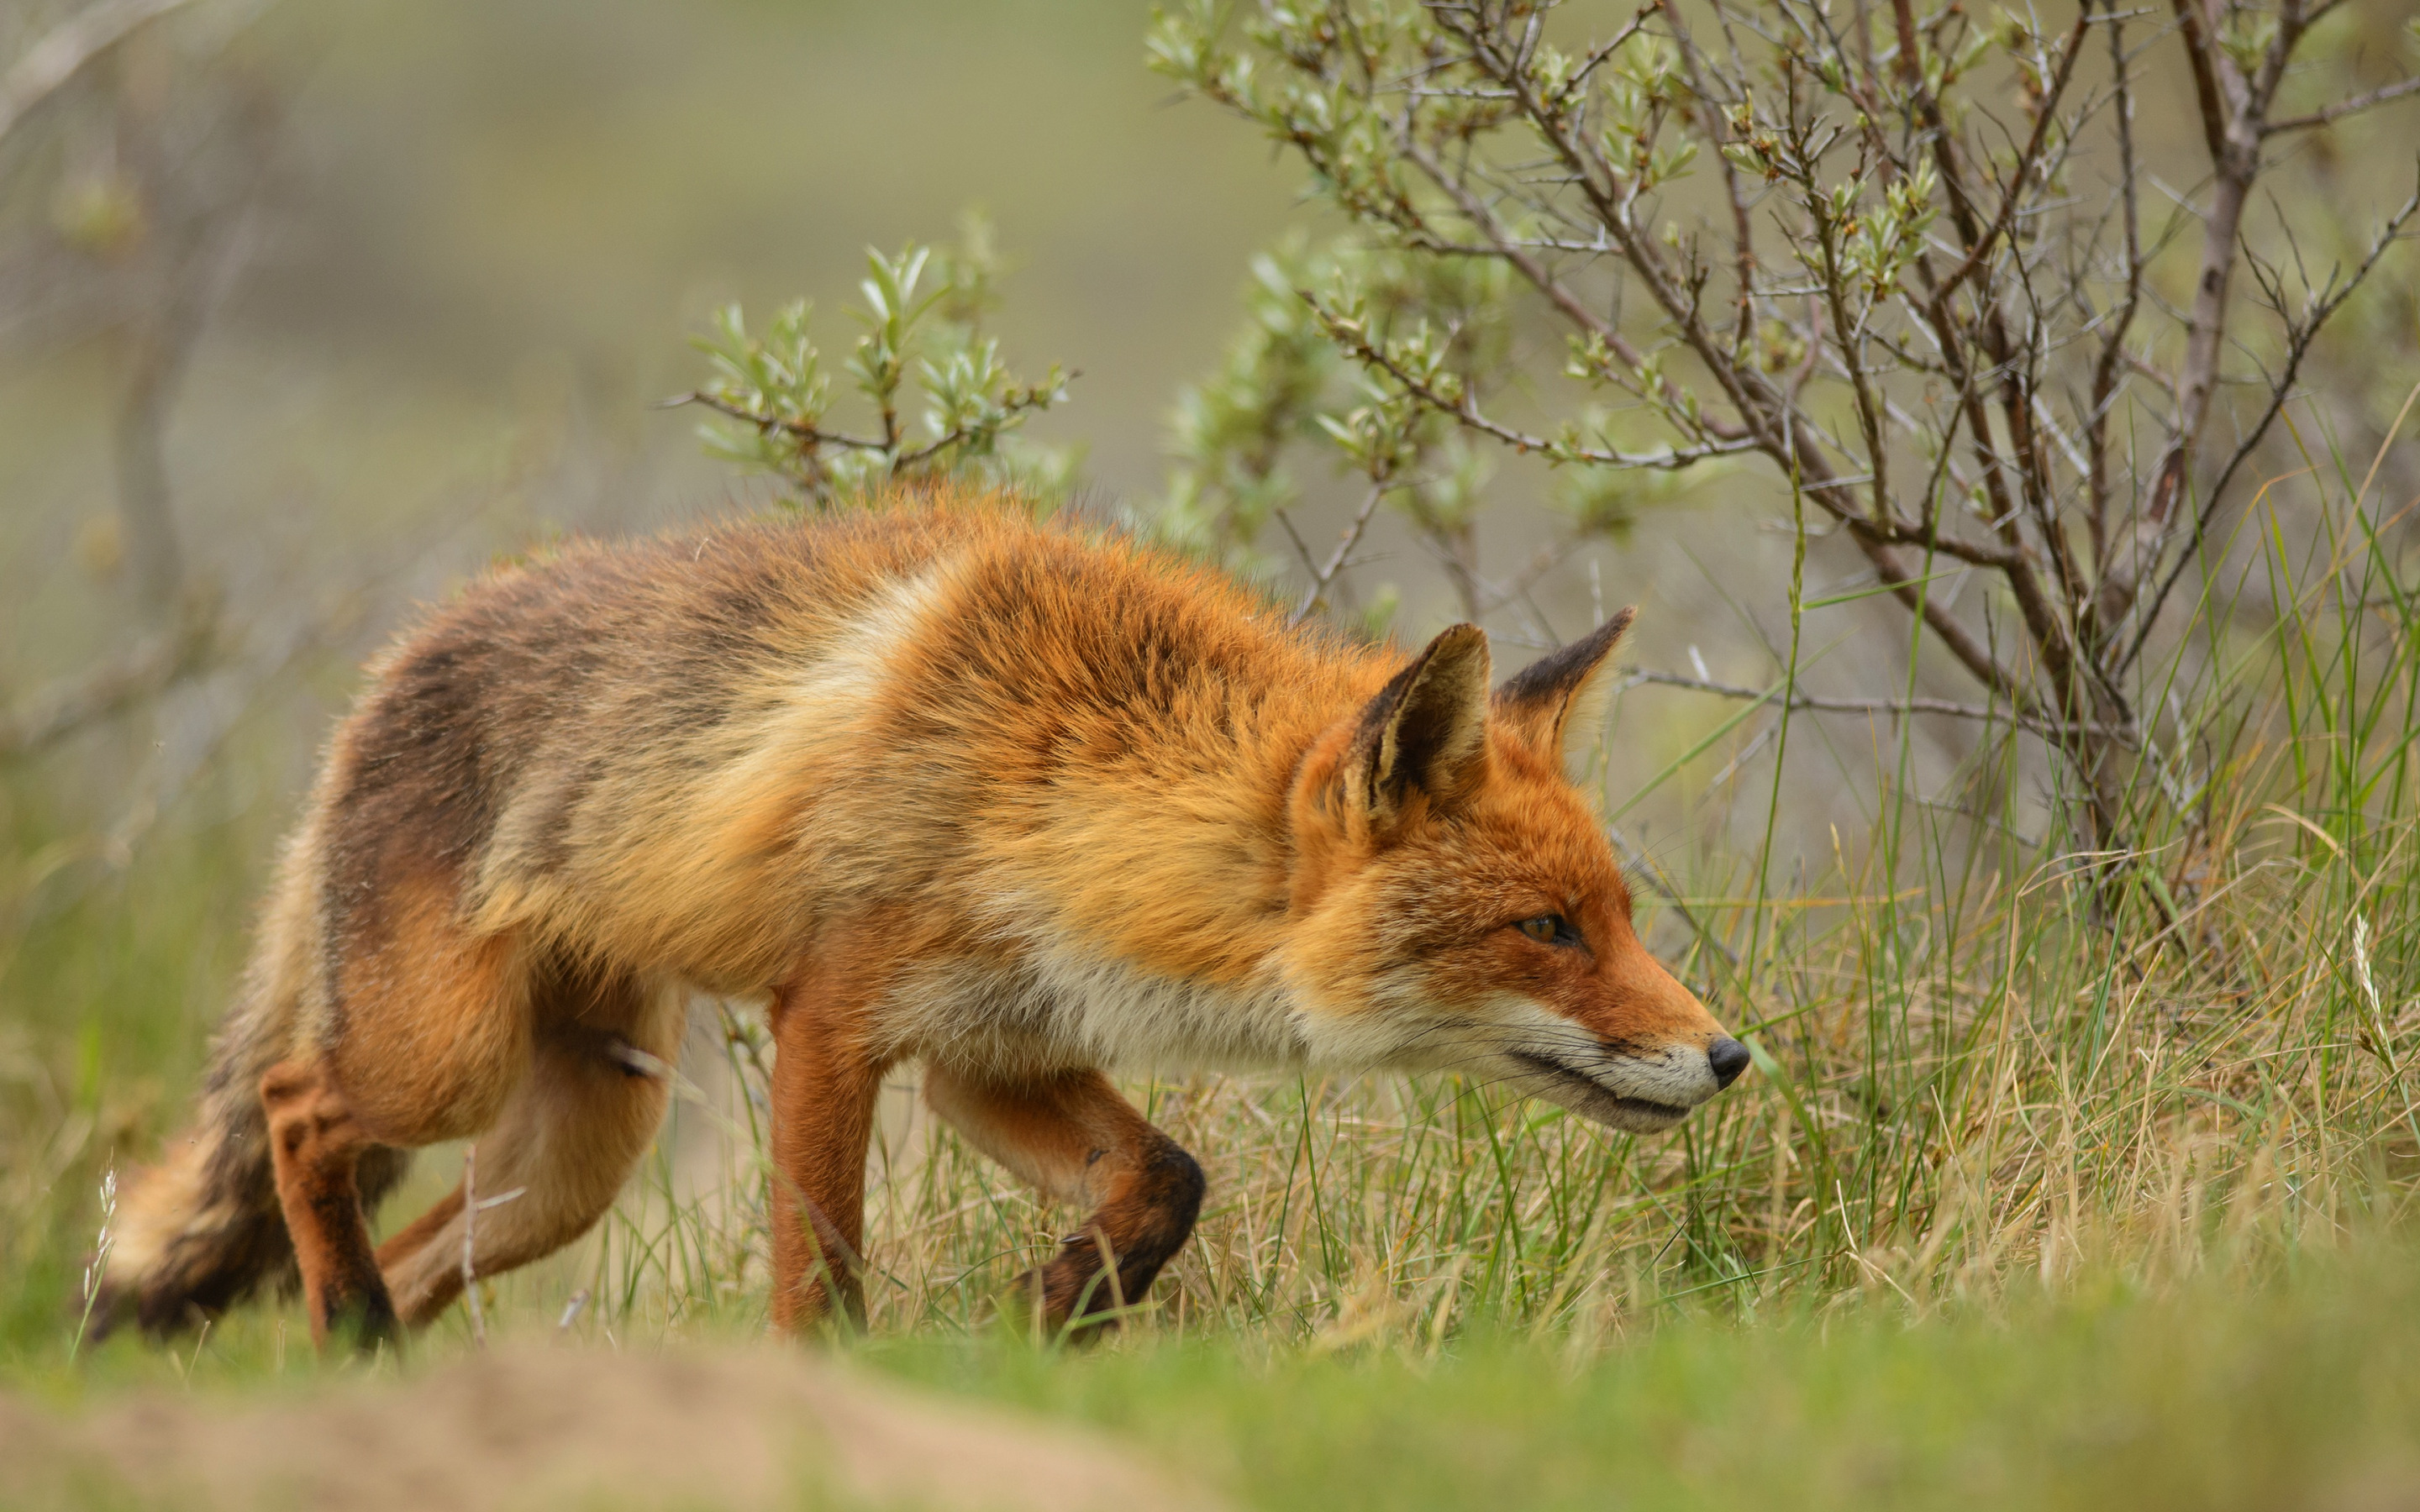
[374,960,685,1325]
[260,867,531,1349]
[250,860,539,1351]
[260,1058,401,1347]
[923,1067,1206,1334]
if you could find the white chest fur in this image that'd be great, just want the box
[884,942,1310,1077]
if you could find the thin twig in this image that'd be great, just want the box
[1270,507,1323,587]
[1290,478,1392,626]
[1309,298,1754,470]
[2263,75,2420,135]
[462,1144,483,1347]
[1933,12,2094,301]
[658,391,889,451]
[2122,174,2420,673]
[1618,667,2132,742]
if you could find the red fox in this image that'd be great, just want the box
[95,493,1745,1346]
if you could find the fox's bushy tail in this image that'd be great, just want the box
[92,1038,291,1336]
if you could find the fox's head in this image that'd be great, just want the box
[1286,612,1747,1132]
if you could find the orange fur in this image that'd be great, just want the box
[96,490,1744,1345]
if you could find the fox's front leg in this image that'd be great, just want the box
[765,953,892,1335]
[924,1066,1206,1333]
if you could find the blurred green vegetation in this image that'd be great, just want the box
[862,1243,2420,1512]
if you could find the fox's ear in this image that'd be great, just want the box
[1492,606,1636,773]
[1344,622,1492,824]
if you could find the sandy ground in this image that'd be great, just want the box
[0,1344,1226,1511]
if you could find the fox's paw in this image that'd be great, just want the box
[997,1237,1135,1343]
[320,1289,402,1354]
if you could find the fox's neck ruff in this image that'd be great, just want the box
[953,679,1360,1073]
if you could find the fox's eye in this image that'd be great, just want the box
[1517,915,1574,946]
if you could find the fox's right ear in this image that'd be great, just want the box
[1341,623,1491,827]
[1493,606,1635,774]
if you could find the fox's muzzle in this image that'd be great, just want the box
[1514,1032,1751,1133]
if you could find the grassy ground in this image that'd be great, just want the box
[860,1249,2420,1512]
[5,449,2419,1506]
[10,1236,2418,1510]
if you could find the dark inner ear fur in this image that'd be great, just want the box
[1491,606,1637,762]
[1347,622,1492,821]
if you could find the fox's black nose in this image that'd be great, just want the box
[1707,1037,1751,1089]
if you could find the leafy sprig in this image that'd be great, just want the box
[673,223,1075,510]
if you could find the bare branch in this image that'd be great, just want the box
[2123,171,2420,671]
[1403,25,1772,445]
[1309,296,1756,469]
[2085,0,2273,648]
[659,390,891,452]
[1269,506,1323,585]
[2264,75,2420,136]
[892,384,1071,468]
[1657,0,1757,344]
[1934,11,2094,302]
[1165,0,2412,853]
[1619,667,2128,742]
[0,608,214,759]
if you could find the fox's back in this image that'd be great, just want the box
[327,501,1385,996]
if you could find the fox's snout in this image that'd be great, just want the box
[1546,929,1749,1127]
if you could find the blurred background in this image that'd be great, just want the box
[2,0,1309,700]
[7,0,2420,1377]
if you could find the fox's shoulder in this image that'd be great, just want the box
[881,498,1392,715]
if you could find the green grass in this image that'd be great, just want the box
[862,1244,2420,1512]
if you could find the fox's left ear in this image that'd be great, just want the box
[1344,622,1492,825]
[1492,606,1636,773]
